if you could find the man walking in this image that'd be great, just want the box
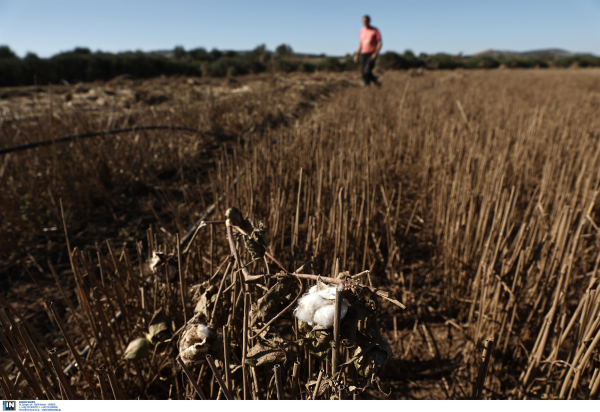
[354,15,382,86]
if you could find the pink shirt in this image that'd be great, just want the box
[359,26,381,54]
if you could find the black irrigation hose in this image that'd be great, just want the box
[0,119,287,247]
[0,125,236,155]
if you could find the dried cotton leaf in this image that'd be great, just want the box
[124,337,151,360]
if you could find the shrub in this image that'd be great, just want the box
[342,55,358,71]
[479,57,500,69]
[247,44,272,69]
[316,57,343,72]
[575,55,600,67]
[173,46,187,60]
[209,48,223,61]
[426,53,460,70]
[553,56,575,68]
[299,61,316,73]
[203,57,250,77]
[249,60,267,74]
[0,59,23,86]
[378,52,411,70]
[377,50,424,70]
[502,57,536,68]
[273,58,297,73]
[402,50,423,68]
[189,48,211,62]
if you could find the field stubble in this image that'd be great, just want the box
[1,68,600,399]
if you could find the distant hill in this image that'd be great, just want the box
[473,48,581,58]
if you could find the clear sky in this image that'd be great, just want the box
[0,0,599,58]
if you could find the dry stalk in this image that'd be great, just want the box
[48,302,99,399]
[332,288,343,374]
[205,354,233,400]
[0,327,45,399]
[472,337,495,399]
[104,368,123,400]
[47,349,75,400]
[176,356,207,400]
[312,369,324,400]
[291,361,301,400]
[242,292,250,400]
[274,364,284,400]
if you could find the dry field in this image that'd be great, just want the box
[1,68,600,400]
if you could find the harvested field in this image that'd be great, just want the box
[1,68,600,400]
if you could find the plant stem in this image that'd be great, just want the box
[332,288,343,375]
[206,354,234,400]
[274,364,284,400]
[176,356,207,400]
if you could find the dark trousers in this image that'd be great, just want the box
[360,53,378,85]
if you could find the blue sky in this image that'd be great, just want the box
[0,0,598,57]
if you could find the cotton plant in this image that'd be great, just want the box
[294,281,349,328]
[178,314,225,367]
[179,322,213,366]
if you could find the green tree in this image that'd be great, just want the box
[209,48,223,61]
[275,44,293,58]
[0,45,17,59]
[72,47,92,55]
[173,46,186,60]
[377,51,420,70]
[189,48,210,61]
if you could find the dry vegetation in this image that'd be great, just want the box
[1,68,600,400]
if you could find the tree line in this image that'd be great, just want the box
[1,44,598,87]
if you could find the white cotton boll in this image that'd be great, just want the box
[295,293,327,325]
[303,290,329,310]
[313,300,349,328]
[308,285,319,295]
[313,305,335,327]
[294,305,314,325]
[196,323,211,340]
[296,282,349,327]
[317,286,338,301]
